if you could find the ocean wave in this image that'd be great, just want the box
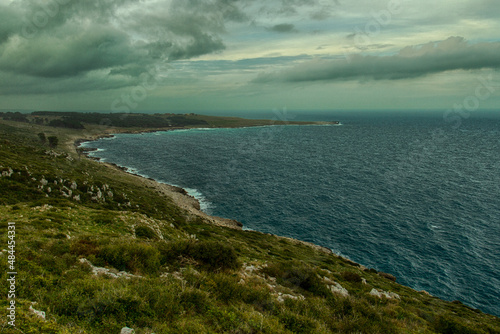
[183,187,212,212]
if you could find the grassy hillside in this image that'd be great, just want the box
[0,117,499,333]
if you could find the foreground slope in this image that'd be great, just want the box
[0,117,499,334]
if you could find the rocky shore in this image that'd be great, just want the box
[76,134,244,230]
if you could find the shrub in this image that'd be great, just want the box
[378,271,397,282]
[263,261,330,297]
[433,314,479,334]
[180,289,209,314]
[47,239,71,256]
[38,132,46,144]
[135,225,158,240]
[93,212,116,226]
[211,273,243,303]
[70,238,99,256]
[240,285,275,312]
[188,241,239,272]
[96,241,161,275]
[341,271,362,283]
[47,136,59,148]
[159,240,239,272]
[207,307,241,332]
[279,312,317,333]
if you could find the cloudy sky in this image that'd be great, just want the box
[0,0,499,113]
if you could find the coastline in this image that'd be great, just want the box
[4,116,500,330]
[75,127,336,255]
[77,136,244,230]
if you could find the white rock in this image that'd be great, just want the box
[79,258,142,279]
[369,288,400,299]
[2,168,13,177]
[121,327,135,334]
[276,292,305,303]
[328,282,349,297]
[29,305,46,320]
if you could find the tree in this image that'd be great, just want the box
[47,136,59,148]
[38,132,46,144]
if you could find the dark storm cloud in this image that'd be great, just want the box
[0,26,141,78]
[0,0,246,93]
[0,0,333,88]
[255,37,500,83]
[0,69,145,95]
[130,0,230,61]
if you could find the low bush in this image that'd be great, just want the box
[188,241,239,272]
[341,271,362,283]
[93,212,116,226]
[263,261,331,297]
[159,240,239,272]
[180,289,210,314]
[379,271,397,282]
[211,273,243,303]
[70,237,99,256]
[433,314,479,334]
[96,241,161,275]
[135,225,158,240]
[279,311,317,333]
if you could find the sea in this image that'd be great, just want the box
[81,110,500,317]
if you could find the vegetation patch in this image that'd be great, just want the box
[135,225,158,240]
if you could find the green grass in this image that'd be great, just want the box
[0,117,499,333]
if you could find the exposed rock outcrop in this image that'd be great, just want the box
[369,288,400,299]
[79,258,142,279]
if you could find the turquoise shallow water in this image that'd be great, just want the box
[83,112,500,316]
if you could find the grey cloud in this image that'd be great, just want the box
[253,0,337,20]
[0,6,23,44]
[168,33,225,61]
[0,0,242,94]
[268,23,297,33]
[355,43,395,51]
[0,68,145,95]
[0,26,141,78]
[255,37,500,83]
[127,1,228,61]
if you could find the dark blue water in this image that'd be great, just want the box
[82,112,500,316]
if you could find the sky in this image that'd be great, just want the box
[0,0,499,113]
